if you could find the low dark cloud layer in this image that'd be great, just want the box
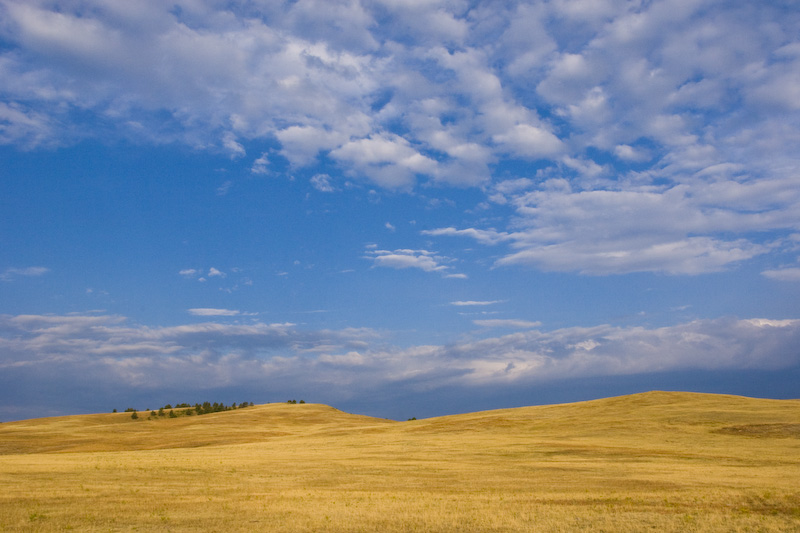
[2,314,797,420]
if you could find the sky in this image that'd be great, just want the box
[1,0,799,422]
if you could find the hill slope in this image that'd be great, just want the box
[1,391,799,532]
[0,402,397,454]
[1,391,798,454]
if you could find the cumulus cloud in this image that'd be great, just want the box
[250,153,270,175]
[331,133,439,189]
[207,267,225,278]
[492,123,564,159]
[1,0,798,274]
[365,248,450,274]
[311,173,335,192]
[614,144,651,162]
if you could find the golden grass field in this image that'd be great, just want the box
[1,391,799,532]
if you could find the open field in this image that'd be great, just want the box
[1,391,799,532]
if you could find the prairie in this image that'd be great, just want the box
[1,391,799,532]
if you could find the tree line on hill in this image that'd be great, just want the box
[114,401,254,420]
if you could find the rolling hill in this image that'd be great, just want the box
[1,391,798,531]
[2,391,797,454]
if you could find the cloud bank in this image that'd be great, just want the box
[2,314,798,416]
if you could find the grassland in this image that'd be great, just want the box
[1,391,799,532]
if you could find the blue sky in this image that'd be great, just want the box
[1,0,799,421]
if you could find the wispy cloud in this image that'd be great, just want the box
[216,180,233,196]
[187,308,242,317]
[422,228,510,246]
[0,266,49,281]
[426,177,786,275]
[473,319,541,329]
[762,267,800,282]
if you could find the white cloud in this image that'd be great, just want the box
[311,173,335,192]
[427,176,791,274]
[762,267,800,282]
[250,153,270,175]
[277,126,349,167]
[492,123,564,159]
[451,300,504,306]
[331,133,438,189]
[614,144,650,162]
[422,227,510,246]
[366,248,448,273]
[187,308,241,317]
[221,132,245,159]
[364,247,466,278]
[208,267,225,278]
[497,236,766,276]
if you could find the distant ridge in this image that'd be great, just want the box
[1,391,798,455]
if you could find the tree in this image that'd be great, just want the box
[131,411,139,420]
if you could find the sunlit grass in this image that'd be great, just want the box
[1,391,799,531]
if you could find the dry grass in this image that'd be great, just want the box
[1,391,799,531]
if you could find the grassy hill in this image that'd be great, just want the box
[0,402,396,454]
[1,391,799,531]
